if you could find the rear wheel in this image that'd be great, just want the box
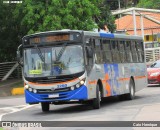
[126,79,135,100]
[93,84,101,109]
[41,102,50,112]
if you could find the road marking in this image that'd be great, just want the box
[0,105,35,121]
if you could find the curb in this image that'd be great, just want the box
[11,87,24,95]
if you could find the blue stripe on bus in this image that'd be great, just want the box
[100,33,114,38]
[25,85,88,103]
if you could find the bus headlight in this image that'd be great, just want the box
[33,89,37,93]
[75,83,80,88]
[25,84,29,89]
[70,86,75,91]
[80,80,85,85]
[28,88,33,92]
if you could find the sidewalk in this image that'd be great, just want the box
[132,103,160,130]
[134,103,160,121]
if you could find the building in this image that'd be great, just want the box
[113,8,160,64]
[115,9,160,48]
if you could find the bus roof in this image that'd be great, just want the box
[83,31,143,40]
[23,30,143,40]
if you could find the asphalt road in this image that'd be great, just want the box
[1,85,160,130]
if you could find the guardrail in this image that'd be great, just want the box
[145,47,160,64]
[0,62,22,80]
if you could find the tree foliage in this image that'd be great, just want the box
[106,0,139,10]
[0,0,116,62]
[17,0,100,34]
[16,0,116,34]
[137,0,160,9]
[0,2,23,62]
[96,0,116,32]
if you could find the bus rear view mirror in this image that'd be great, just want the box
[17,50,20,60]
[17,44,23,67]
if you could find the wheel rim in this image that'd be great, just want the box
[99,91,101,102]
[130,83,134,97]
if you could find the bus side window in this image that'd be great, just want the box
[136,41,144,62]
[119,41,126,63]
[85,37,93,67]
[102,39,112,63]
[111,40,120,63]
[94,38,103,63]
[131,41,138,62]
[125,41,132,63]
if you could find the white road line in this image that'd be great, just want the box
[0,105,27,110]
[0,105,36,121]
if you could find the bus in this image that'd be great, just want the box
[17,30,147,112]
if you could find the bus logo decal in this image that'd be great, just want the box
[57,84,67,88]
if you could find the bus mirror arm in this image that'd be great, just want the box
[17,44,23,67]
[86,47,93,58]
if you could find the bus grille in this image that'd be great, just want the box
[37,87,70,94]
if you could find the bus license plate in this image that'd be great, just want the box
[48,94,59,98]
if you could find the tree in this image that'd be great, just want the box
[106,0,140,10]
[137,0,160,9]
[95,0,116,32]
[16,0,101,34]
[0,0,116,62]
[16,0,116,34]
[0,2,23,62]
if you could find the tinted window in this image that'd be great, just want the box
[102,40,112,63]
[94,39,103,63]
[131,41,138,62]
[119,41,126,62]
[111,40,121,63]
[85,37,93,70]
[136,41,144,62]
[125,41,132,62]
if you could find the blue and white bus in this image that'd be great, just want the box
[18,30,147,112]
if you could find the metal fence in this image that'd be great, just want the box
[0,62,22,80]
[145,47,160,65]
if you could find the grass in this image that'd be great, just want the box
[0,128,3,130]
[0,80,10,86]
[0,79,23,88]
[11,80,24,88]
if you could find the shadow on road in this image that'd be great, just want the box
[34,96,142,115]
[147,85,160,87]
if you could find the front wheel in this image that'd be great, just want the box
[92,84,101,109]
[41,102,50,112]
[126,79,135,100]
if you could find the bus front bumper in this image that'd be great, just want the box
[25,85,88,104]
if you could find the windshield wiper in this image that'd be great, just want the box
[56,43,67,61]
[35,45,45,62]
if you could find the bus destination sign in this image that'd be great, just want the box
[29,34,70,44]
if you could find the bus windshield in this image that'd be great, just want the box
[24,44,84,77]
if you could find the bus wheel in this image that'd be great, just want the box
[126,79,135,100]
[41,102,50,112]
[93,84,101,109]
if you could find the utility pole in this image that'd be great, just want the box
[132,9,137,35]
[118,0,121,10]
[118,0,121,17]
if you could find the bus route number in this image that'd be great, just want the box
[57,84,67,88]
